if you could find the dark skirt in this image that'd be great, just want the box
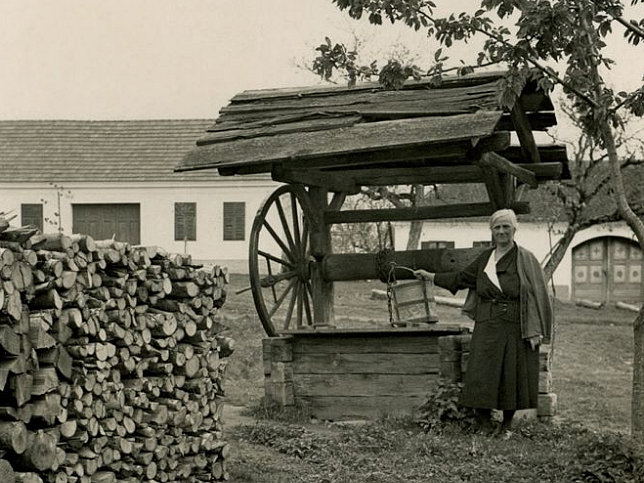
[461,318,539,410]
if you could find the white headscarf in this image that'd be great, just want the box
[489,208,518,229]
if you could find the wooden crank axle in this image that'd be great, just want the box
[238,247,486,295]
[321,247,486,282]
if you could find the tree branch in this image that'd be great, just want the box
[410,6,600,108]
[587,0,644,40]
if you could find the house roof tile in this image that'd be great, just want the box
[0,119,266,184]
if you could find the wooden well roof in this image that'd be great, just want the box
[177,70,569,215]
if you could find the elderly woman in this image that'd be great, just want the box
[414,209,552,435]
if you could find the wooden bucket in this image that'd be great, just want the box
[391,279,438,326]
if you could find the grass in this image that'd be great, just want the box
[217,273,639,481]
[231,419,641,482]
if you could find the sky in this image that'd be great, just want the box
[0,0,642,128]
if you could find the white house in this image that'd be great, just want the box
[1,119,641,304]
[0,120,278,272]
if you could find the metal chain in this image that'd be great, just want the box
[386,264,396,326]
[376,248,397,325]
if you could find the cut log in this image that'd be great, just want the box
[14,473,43,483]
[0,248,15,268]
[170,281,199,298]
[16,430,57,471]
[10,373,33,407]
[0,421,28,454]
[9,262,33,291]
[5,291,22,320]
[28,324,57,350]
[0,326,22,356]
[56,271,78,290]
[31,233,73,252]
[30,290,63,311]
[0,459,15,483]
[69,234,97,253]
[616,301,641,313]
[575,299,603,309]
[31,368,59,396]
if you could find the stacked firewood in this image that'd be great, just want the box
[0,218,231,482]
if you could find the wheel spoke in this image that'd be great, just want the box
[283,282,298,330]
[302,282,313,327]
[268,277,297,318]
[275,197,297,257]
[258,249,294,269]
[301,218,310,259]
[290,192,302,254]
[305,280,313,301]
[260,270,298,288]
[296,282,304,329]
[266,260,278,304]
[263,220,294,262]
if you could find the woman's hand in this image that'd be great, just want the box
[413,269,435,282]
[526,335,543,350]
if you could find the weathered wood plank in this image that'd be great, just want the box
[322,247,488,281]
[292,352,440,374]
[499,144,568,165]
[230,72,505,102]
[299,395,428,420]
[480,165,509,209]
[282,135,503,172]
[510,98,541,163]
[330,162,563,187]
[291,335,440,354]
[323,201,529,225]
[293,373,436,397]
[272,167,359,194]
[215,132,508,176]
[479,152,538,188]
[178,111,503,172]
[196,115,362,145]
[220,87,498,118]
[308,187,335,328]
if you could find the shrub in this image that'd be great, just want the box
[570,430,643,482]
[416,380,477,432]
[238,422,330,460]
[246,397,311,423]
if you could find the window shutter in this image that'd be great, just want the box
[174,203,196,241]
[21,204,43,232]
[473,240,493,248]
[421,241,455,250]
[223,202,245,241]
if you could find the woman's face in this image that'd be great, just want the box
[491,221,515,247]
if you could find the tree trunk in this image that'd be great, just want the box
[543,225,578,280]
[406,220,423,250]
[600,122,644,444]
[632,307,644,446]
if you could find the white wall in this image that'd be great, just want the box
[1,179,278,265]
[3,183,638,288]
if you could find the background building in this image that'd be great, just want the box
[1,119,640,304]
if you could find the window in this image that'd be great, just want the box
[473,240,493,248]
[21,204,43,232]
[421,241,455,250]
[174,202,196,241]
[223,202,245,241]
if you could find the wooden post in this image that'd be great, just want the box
[308,187,335,328]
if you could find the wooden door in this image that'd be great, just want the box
[609,238,642,302]
[572,237,643,303]
[72,204,141,245]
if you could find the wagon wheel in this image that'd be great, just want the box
[249,185,317,336]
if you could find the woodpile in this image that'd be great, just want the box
[0,221,231,482]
